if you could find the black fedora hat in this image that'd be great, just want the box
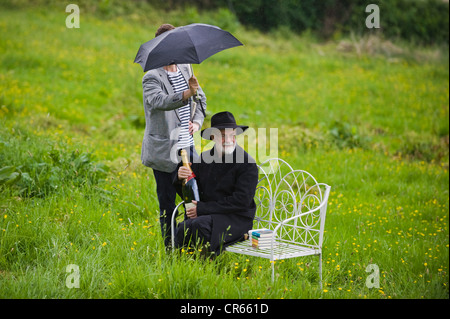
[201,111,249,140]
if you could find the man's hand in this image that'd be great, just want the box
[186,200,197,219]
[178,164,192,180]
[189,121,200,135]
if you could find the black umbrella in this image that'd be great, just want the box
[134,23,243,72]
[134,23,243,119]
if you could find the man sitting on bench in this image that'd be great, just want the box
[173,111,258,255]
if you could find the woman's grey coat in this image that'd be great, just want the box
[141,64,206,173]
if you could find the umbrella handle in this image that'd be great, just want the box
[189,64,205,119]
[190,64,200,101]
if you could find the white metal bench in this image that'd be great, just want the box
[171,158,331,287]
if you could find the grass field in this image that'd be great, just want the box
[0,3,449,299]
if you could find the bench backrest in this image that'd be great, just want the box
[254,158,330,250]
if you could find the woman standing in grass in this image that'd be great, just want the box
[140,24,207,248]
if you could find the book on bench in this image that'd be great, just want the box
[248,228,278,249]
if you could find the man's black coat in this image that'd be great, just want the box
[173,145,259,254]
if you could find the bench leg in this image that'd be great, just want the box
[171,202,185,252]
[271,261,274,283]
[319,253,322,289]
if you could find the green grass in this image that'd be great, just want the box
[0,3,448,299]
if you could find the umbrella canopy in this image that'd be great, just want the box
[134,23,243,72]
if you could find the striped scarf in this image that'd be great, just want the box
[167,68,194,149]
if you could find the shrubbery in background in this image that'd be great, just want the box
[156,0,449,45]
[2,0,447,44]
